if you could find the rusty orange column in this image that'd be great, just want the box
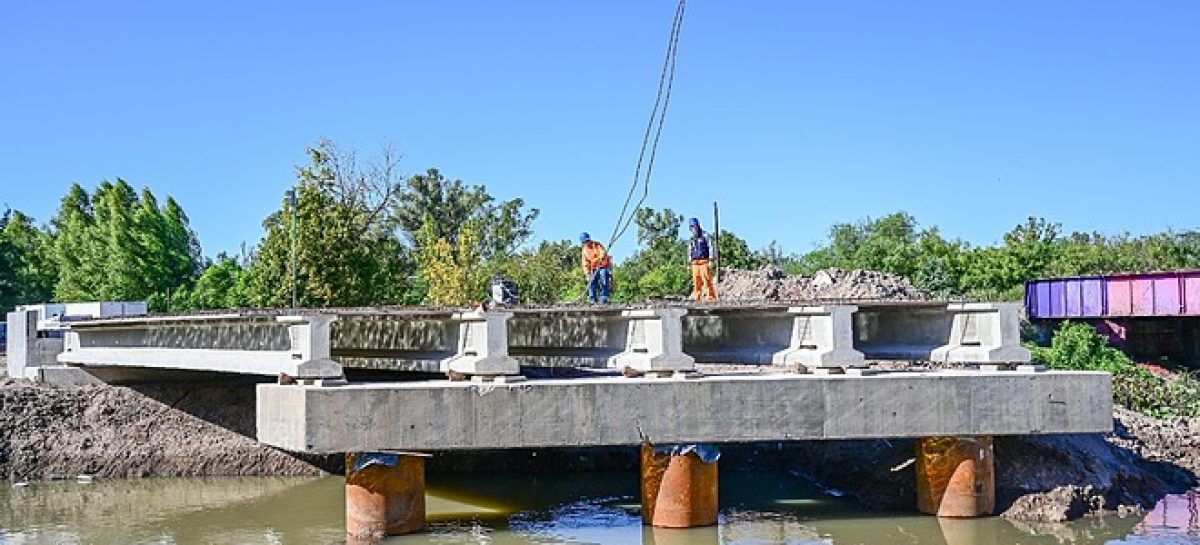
[915,436,995,517]
[640,444,719,528]
[345,452,426,540]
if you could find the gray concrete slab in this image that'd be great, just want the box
[257,370,1113,453]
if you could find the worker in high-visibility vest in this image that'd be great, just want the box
[688,218,717,302]
[580,232,612,304]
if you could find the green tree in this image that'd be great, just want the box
[170,253,250,310]
[415,216,485,306]
[0,209,56,311]
[491,239,582,304]
[614,208,691,301]
[246,141,413,307]
[49,180,201,307]
[715,230,764,271]
[51,183,102,301]
[394,168,539,261]
[959,217,1060,300]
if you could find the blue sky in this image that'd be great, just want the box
[2,1,1197,261]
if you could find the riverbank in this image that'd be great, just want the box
[0,378,334,480]
[0,378,1195,522]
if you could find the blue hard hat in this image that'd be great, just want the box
[580,232,591,243]
[689,218,700,227]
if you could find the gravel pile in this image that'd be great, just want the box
[718,267,929,302]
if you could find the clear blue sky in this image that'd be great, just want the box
[2,1,1197,261]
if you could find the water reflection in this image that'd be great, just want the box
[0,473,1190,545]
[1134,491,1200,538]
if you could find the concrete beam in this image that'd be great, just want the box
[59,314,343,379]
[509,308,694,373]
[257,371,1113,453]
[854,304,1031,364]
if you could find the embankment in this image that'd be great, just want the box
[1,378,1195,522]
[0,378,334,480]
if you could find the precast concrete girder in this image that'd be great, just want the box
[58,314,343,379]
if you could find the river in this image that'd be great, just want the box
[1,472,1196,544]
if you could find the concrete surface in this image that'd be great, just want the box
[257,370,1113,453]
[6,309,65,379]
[58,314,343,379]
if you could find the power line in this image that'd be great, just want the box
[608,0,687,250]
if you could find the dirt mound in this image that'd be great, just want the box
[1108,406,1200,478]
[719,266,929,301]
[0,380,333,481]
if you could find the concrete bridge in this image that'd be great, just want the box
[5,301,1113,539]
[47,300,1033,379]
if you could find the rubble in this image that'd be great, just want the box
[718,266,930,302]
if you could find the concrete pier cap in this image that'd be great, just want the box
[256,371,1113,454]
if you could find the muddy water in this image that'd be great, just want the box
[0,472,1195,544]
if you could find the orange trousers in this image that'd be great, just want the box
[691,259,717,301]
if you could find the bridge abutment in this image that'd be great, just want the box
[640,444,719,528]
[915,436,996,518]
[345,452,427,539]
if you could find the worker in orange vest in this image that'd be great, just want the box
[688,218,717,302]
[580,233,612,304]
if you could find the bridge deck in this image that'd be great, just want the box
[256,370,1112,453]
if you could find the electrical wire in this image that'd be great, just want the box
[607,0,687,250]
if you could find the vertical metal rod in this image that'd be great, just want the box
[712,201,720,280]
[288,189,298,309]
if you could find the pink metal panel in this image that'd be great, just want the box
[1153,277,1182,315]
[1185,274,1200,316]
[1132,278,1156,315]
[1107,278,1133,316]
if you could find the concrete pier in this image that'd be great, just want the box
[345,452,426,539]
[641,444,719,528]
[916,436,996,517]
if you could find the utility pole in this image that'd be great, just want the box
[286,189,298,309]
[713,201,720,281]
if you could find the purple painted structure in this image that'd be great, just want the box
[1026,270,1200,319]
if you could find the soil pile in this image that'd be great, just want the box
[719,267,929,301]
[1108,407,1200,479]
[0,379,332,481]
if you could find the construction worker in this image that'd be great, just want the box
[580,233,612,304]
[688,218,717,301]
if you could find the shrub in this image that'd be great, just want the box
[1032,321,1200,419]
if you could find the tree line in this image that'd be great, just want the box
[3,140,1199,314]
